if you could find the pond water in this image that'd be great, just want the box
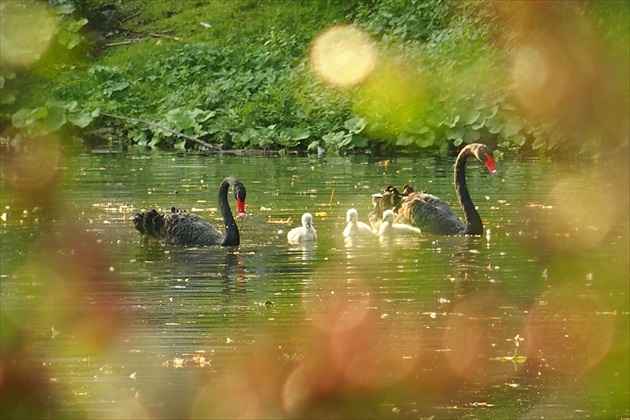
[1,149,628,419]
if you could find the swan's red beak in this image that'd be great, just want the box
[237,198,246,218]
[485,154,497,175]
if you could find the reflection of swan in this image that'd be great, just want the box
[343,208,374,238]
[378,210,422,237]
[287,213,317,244]
[397,143,497,235]
[133,177,246,246]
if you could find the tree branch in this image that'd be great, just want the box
[99,112,222,151]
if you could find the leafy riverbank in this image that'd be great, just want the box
[1,0,628,158]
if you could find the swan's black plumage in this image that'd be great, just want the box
[133,177,246,246]
[397,143,496,235]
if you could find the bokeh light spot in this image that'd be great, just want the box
[525,286,615,377]
[0,1,57,67]
[310,25,377,87]
[545,175,619,250]
[511,42,569,116]
[353,57,427,135]
[1,135,62,199]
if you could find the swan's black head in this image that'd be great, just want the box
[472,144,497,175]
[222,177,247,217]
[232,181,247,217]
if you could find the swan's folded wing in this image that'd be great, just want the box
[399,193,465,235]
[164,212,224,246]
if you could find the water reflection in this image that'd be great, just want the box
[1,152,628,418]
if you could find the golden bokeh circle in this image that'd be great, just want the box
[310,25,377,87]
[0,1,57,67]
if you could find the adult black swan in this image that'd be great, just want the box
[133,177,246,246]
[397,143,497,235]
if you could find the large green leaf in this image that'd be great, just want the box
[485,115,502,134]
[396,132,416,146]
[503,117,523,137]
[445,125,464,141]
[532,136,547,150]
[462,108,481,125]
[12,108,47,128]
[416,129,435,148]
[462,127,481,143]
[512,134,526,147]
[286,127,311,140]
[344,117,366,134]
[166,108,195,130]
[40,104,67,133]
[68,111,93,128]
[191,108,216,122]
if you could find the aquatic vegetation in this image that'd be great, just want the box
[2,0,626,158]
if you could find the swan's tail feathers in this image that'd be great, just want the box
[133,210,166,239]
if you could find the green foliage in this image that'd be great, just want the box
[0,0,90,136]
[2,0,627,157]
[11,99,93,136]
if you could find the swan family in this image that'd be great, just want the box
[133,143,496,246]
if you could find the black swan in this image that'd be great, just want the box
[378,209,422,237]
[133,177,246,246]
[396,143,497,235]
[343,208,374,238]
[287,213,317,243]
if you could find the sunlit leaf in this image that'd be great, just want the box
[462,108,481,125]
[503,117,523,137]
[1,92,15,105]
[307,140,320,151]
[12,108,46,128]
[445,125,463,141]
[512,134,526,146]
[443,115,460,128]
[471,118,486,130]
[174,138,187,150]
[486,115,502,134]
[396,132,416,146]
[41,105,67,133]
[166,108,195,130]
[287,127,311,140]
[532,136,547,150]
[68,111,93,128]
[344,117,367,134]
[52,3,76,14]
[462,127,481,143]
[192,108,216,123]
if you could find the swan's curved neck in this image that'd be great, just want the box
[454,148,482,235]
[219,178,239,246]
